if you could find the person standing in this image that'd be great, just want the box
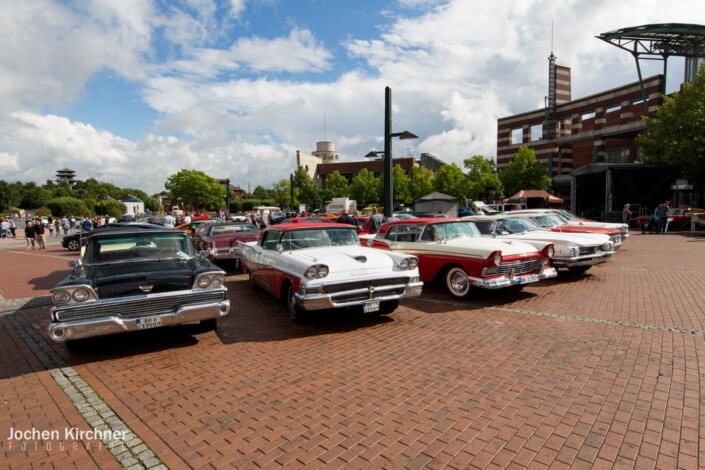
[654,200,670,233]
[25,221,36,250]
[9,217,17,238]
[367,207,384,234]
[34,218,47,249]
[336,209,356,226]
[162,213,176,229]
[622,203,632,225]
[54,217,61,236]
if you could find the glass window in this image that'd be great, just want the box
[606,147,630,164]
[262,231,281,250]
[530,124,542,141]
[511,128,523,145]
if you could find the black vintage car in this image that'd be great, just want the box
[49,229,231,350]
[61,222,163,251]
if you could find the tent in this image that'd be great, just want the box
[506,190,563,208]
[414,192,459,217]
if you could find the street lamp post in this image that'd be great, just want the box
[382,86,417,218]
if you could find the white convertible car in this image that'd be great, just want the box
[238,223,423,323]
[466,215,615,273]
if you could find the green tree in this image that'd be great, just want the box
[392,165,412,205]
[252,185,273,200]
[165,169,226,212]
[292,166,321,209]
[637,64,705,191]
[499,146,552,197]
[434,163,469,200]
[464,155,503,201]
[21,182,53,209]
[322,170,350,202]
[272,178,295,210]
[51,181,75,198]
[350,169,381,206]
[410,165,435,201]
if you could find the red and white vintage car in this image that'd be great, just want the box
[365,218,558,298]
[239,223,423,323]
[513,209,629,239]
[507,211,624,249]
[191,222,260,268]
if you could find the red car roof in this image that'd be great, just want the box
[269,222,354,230]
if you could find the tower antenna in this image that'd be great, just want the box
[324,112,327,141]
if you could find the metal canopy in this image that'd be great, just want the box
[597,23,705,58]
[596,23,705,116]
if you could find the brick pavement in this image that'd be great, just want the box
[1,231,705,468]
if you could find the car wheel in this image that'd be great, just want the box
[67,239,80,251]
[287,284,308,324]
[568,265,591,274]
[445,266,470,297]
[379,299,400,315]
[200,318,218,331]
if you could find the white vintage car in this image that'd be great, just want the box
[367,218,558,298]
[466,215,615,273]
[238,223,423,323]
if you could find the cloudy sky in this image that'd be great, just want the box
[1,0,702,194]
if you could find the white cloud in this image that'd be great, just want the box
[0,0,702,196]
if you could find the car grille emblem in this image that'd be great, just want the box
[139,285,154,293]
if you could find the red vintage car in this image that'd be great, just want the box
[367,218,557,298]
[633,208,705,231]
[191,222,260,268]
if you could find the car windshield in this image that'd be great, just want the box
[556,210,577,222]
[421,222,481,241]
[280,227,360,250]
[497,218,542,234]
[210,224,258,235]
[531,215,565,228]
[83,233,193,264]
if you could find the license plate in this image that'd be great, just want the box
[363,301,380,313]
[517,274,539,285]
[136,316,162,330]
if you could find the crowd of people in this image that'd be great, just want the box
[0,214,118,250]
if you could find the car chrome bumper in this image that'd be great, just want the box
[469,267,557,289]
[48,300,231,342]
[295,281,424,311]
[552,253,612,268]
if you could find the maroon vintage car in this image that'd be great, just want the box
[633,208,705,231]
[191,222,260,268]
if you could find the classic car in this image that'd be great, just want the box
[48,229,230,349]
[507,212,624,249]
[512,209,629,238]
[366,218,558,298]
[174,218,224,235]
[633,208,705,232]
[191,222,260,267]
[61,222,164,251]
[239,223,423,323]
[466,215,615,273]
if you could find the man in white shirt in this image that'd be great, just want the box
[162,213,176,229]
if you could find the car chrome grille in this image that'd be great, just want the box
[497,259,543,275]
[579,246,599,256]
[54,290,226,323]
[322,277,410,294]
[333,288,406,303]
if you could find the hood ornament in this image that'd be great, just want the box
[139,285,154,293]
[354,256,367,263]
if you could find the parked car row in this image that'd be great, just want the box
[48,209,629,351]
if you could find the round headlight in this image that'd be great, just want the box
[198,276,212,288]
[409,258,418,269]
[72,288,89,302]
[400,259,409,269]
[569,246,579,257]
[546,246,555,258]
[492,252,502,266]
[305,266,319,279]
[211,275,225,287]
[317,265,329,277]
[53,290,71,305]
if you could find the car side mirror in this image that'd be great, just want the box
[276,244,283,253]
[69,259,82,268]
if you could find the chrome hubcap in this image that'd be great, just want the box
[450,272,468,293]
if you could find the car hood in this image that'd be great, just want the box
[82,258,198,298]
[425,237,540,258]
[284,246,403,277]
[497,230,609,246]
